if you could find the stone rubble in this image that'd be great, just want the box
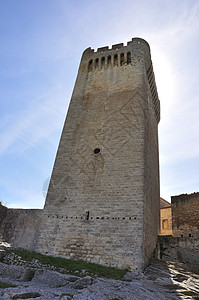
[0,243,199,299]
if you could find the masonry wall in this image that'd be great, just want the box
[0,205,7,240]
[157,235,199,265]
[0,205,42,250]
[171,192,199,238]
[35,38,160,271]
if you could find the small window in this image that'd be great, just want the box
[88,59,93,72]
[94,148,100,154]
[95,58,99,69]
[114,54,118,66]
[120,53,124,66]
[101,57,105,68]
[86,211,90,220]
[162,219,168,229]
[107,55,111,67]
[127,52,131,64]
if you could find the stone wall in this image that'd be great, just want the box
[0,205,42,250]
[157,235,199,265]
[0,205,7,240]
[171,192,199,238]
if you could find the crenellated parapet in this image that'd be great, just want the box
[83,38,151,71]
[81,38,160,123]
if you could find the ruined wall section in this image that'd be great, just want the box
[36,38,160,271]
[171,192,199,238]
[157,235,199,265]
[0,205,42,250]
[0,205,7,240]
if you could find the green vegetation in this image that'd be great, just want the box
[0,280,16,288]
[12,250,128,280]
[0,201,7,208]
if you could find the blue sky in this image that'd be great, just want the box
[0,0,199,208]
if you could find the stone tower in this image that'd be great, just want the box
[36,38,160,271]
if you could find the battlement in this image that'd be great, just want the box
[85,38,151,73]
[83,38,160,123]
[84,38,150,54]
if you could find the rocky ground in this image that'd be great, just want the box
[0,242,199,299]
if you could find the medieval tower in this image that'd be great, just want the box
[35,38,160,271]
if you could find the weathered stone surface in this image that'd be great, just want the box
[32,269,73,288]
[172,192,199,238]
[21,268,35,282]
[0,262,25,280]
[73,276,93,289]
[0,208,42,251]
[123,270,145,281]
[157,235,199,265]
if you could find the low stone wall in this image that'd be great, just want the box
[0,205,7,234]
[171,192,199,238]
[157,235,199,265]
[0,205,42,251]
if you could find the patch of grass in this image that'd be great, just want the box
[0,255,4,263]
[11,250,128,280]
[0,280,16,288]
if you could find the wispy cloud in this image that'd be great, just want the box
[0,88,68,156]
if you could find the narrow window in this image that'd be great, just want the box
[88,59,93,72]
[114,54,118,66]
[107,55,111,67]
[86,211,90,220]
[127,52,131,64]
[95,58,99,69]
[120,53,124,66]
[162,219,168,229]
[101,57,105,68]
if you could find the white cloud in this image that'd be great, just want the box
[0,89,68,156]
